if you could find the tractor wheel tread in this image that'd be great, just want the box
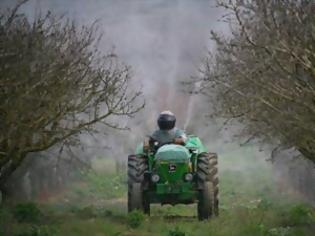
[197,152,219,219]
[209,168,218,178]
[127,154,149,214]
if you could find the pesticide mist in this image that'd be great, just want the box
[0,1,314,236]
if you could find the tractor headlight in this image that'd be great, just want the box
[151,174,160,183]
[184,173,193,182]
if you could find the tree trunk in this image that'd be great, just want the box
[0,183,10,205]
[0,152,26,204]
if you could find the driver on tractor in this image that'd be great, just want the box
[146,111,187,151]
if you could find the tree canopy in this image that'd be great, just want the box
[201,0,315,163]
[0,1,143,192]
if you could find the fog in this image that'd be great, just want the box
[1,0,314,206]
[4,0,228,148]
[9,0,227,129]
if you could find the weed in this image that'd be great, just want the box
[76,205,96,219]
[98,208,113,217]
[13,203,42,223]
[168,226,186,236]
[286,204,314,226]
[127,210,145,228]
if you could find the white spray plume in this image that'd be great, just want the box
[184,81,202,131]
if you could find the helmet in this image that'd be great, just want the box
[157,110,176,130]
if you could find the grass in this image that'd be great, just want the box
[1,147,314,236]
[127,210,145,228]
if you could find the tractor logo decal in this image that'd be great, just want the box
[169,163,176,172]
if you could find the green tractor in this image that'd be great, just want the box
[127,135,219,220]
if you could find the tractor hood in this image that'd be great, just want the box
[154,144,190,184]
[155,144,190,162]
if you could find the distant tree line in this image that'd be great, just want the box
[201,0,315,163]
[0,1,143,201]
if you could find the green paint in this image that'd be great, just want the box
[135,135,208,204]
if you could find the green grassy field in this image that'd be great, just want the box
[1,146,314,236]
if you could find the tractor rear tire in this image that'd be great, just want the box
[198,181,214,220]
[197,152,219,220]
[128,182,143,211]
[127,155,149,214]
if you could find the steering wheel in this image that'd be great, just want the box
[148,136,176,152]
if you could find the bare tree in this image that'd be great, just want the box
[201,0,315,163]
[0,2,143,200]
